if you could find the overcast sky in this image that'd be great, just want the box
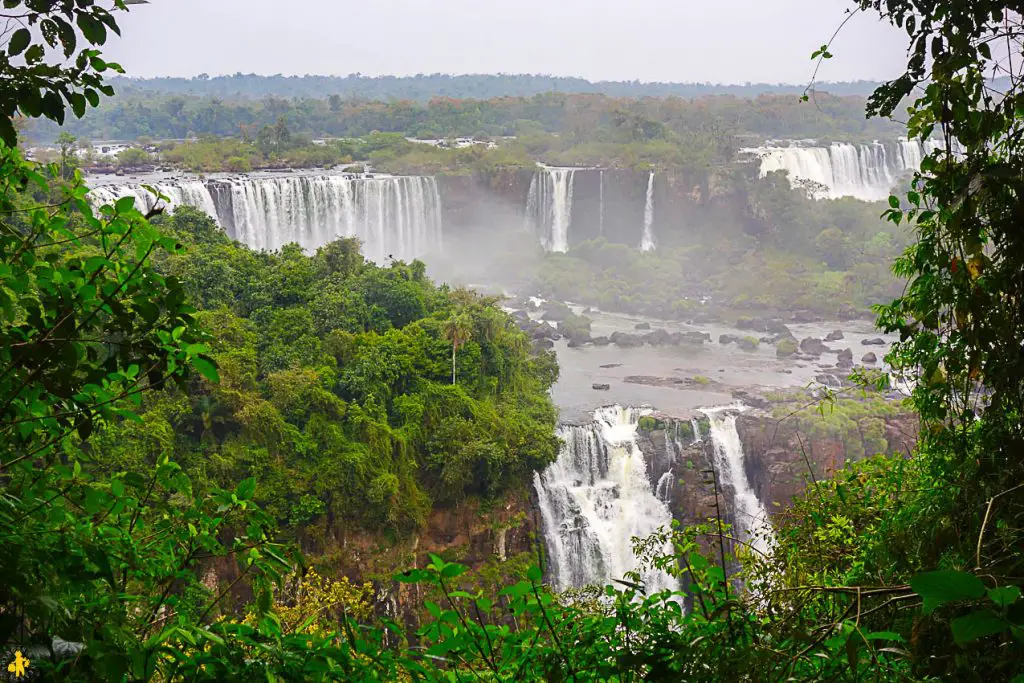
[105,0,908,84]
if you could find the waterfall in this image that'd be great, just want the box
[699,406,774,558]
[639,172,656,251]
[526,168,576,252]
[655,470,674,505]
[534,406,677,592]
[750,139,939,201]
[89,174,443,263]
[89,181,220,223]
[691,418,703,445]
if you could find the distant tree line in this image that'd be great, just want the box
[31,89,902,144]
[107,72,887,101]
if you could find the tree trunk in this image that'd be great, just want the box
[451,344,457,385]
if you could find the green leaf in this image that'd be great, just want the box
[190,356,220,383]
[115,196,135,214]
[526,566,542,583]
[235,477,257,501]
[911,570,986,614]
[888,195,901,209]
[8,28,30,56]
[951,610,1007,645]
[988,585,1022,608]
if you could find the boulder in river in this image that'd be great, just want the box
[837,348,854,363]
[825,329,844,341]
[800,337,829,355]
[861,352,878,364]
[592,336,611,346]
[776,338,799,357]
[592,383,611,391]
[719,334,742,346]
[634,322,652,331]
[862,337,886,346]
[610,332,644,348]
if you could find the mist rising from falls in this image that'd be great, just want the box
[699,406,774,558]
[534,406,677,592]
[639,172,656,251]
[526,168,576,252]
[750,139,940,201]
[89,174,443,263]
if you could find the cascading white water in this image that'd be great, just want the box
[526,168,576,252]
[90,174,443,263]
[89,182,220,223]
[750,139,940,201]
[699,406,774,558]
[534,406,677,592]
[690,418,702,444]
[214,175,442,261]
[639,172,656,252]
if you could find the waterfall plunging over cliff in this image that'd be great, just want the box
[89,174,443,263]
[212,175,442,261]
[526,168,576,252]
[89,181,220,222]
[639,172,656,251]
[699,406,774,558]
[749,139,940,201]
[534,406,677,592]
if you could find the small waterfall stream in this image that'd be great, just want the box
[533,406,677,592]
[699,406,774,558]
[639,172,656,251]
[526,168,577,252]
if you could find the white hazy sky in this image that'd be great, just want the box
[106,0,908,84]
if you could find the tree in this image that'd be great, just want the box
[56,131,77,178]
[443,312,472,384]
[0,0,127,145]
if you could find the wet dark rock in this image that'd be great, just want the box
[776,338,799,357]
[837,348,854,363]
[592,383,611,391]
[635,322,652,331]
[599,363,622,369]
[534,338,554,349]
[678,331,711,345]
[645,329,672,345]
[567,337,587,348]
[732,390,770,409]
[541,301,572,322]
[800,337,829,355]
[592,336,611,346]
[861,352,878,364]
[737,337,759,351]
[862,337,886,346]
[719,334,742,346]
[610,332,644,348]
[825,329,845,341]
[790,311,821,323]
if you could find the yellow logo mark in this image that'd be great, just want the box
[7,650,29,678]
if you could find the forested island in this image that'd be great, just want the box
[2,0,1024,681]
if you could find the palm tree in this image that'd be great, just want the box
[442,313,473,385]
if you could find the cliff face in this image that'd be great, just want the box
[636,405,917,530]
[436,168,727,251]
[735,410,918,512]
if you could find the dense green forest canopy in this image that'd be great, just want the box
[108,72,888,100]
[3,0,1024,679]
[31,89,901,143]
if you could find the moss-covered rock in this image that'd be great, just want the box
[776,337,798,357]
